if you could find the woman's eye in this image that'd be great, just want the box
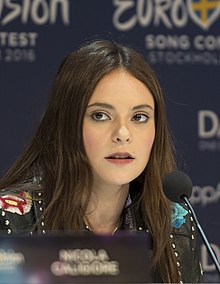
[132,113,149,122]
[91,112,110,121]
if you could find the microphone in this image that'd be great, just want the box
[163,170,220,275]
[163,170,192,202]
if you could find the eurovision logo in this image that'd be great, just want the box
[187,0,220,30]
[0,0,70,26]
[113,0,220,31]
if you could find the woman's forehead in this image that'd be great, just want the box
[88,69,154,109]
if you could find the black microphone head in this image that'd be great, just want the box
[163,170,193,203]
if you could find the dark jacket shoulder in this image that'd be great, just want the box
[171,202,203,283]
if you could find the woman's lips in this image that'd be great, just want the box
[105,152,134,165]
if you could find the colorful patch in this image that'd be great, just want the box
[0,191,32,215]
[171,203,188,229]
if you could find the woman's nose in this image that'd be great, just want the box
[112,125,132,144]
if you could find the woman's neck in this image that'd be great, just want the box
[85,183,129,235]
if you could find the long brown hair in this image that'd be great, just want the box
[0,39,178,282]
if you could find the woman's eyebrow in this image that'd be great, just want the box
[87,103,114,109]
[132,104,154,111]
[87,103,154,111]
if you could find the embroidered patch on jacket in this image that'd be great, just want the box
[171,203,188,229]
[0,192,32,215]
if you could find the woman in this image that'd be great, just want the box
[0,39,202,282]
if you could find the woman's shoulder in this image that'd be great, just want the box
[171,203,203,282]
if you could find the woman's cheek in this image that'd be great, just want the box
[83,128,100,153]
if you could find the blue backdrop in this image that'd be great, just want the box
[0,1,219,282]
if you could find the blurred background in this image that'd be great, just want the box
[0,1,219,282]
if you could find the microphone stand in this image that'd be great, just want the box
[183,196,220,275]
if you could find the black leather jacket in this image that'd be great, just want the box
[0,190,203,283]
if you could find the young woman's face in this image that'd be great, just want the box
[83,69,155,188]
